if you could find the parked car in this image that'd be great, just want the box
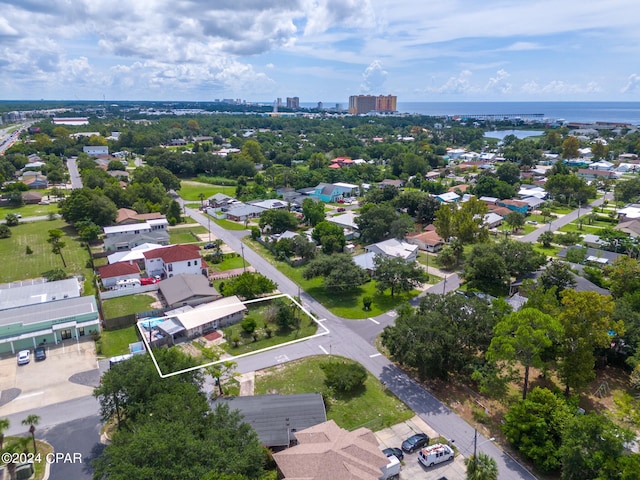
[17,350,30,365]
[337,207,346,212]
[382,447,404,461]
[526,220,538,225]
[418,443,454,467]
[203,242,216,249]
[139,277,158,285]
[34,346,46,361]
[16,214,22,219]
[401,433,430,453]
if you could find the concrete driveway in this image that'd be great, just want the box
[0,339,99,416]
[376,417,467,480]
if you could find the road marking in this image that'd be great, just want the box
[368,317,380,325]
[387,311,397,317]
[319,345,329,355]
[318,318,327,322]
[275,354,289,363]
[16,391,44,400]
[369,353,382,358]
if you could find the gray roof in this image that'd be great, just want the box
[512,268,610,295]
[214,393,327,447]
[353,251,377,271]
[225,203,265,217]
[0,277,80,311]
[159,274,219,306]
[157,318,185,336]
[0,295,99,328]
[557,247,622,263]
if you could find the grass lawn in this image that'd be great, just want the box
[222,318,318,356]
[255,356,413,431]
[533,244,562,257]
[179,180,236,201]
[100,325,140,357]
[2,438,54,480]
[558,223,598,235]
[244,238,416,319]
[0,203,58,218]
[102,294,157,319]
[0,218,93,286]
[213,217,248,231]
[210,254,248,271]
[168,225,208,244]
[550,205,573,214]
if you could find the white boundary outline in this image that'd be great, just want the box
[136,293,330,378]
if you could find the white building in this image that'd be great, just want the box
[143,244,205,278]
[364,238,418,262]
[83,145,109,156]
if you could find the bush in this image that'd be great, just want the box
[320,361,367,393]
[25,246,33,255]
[241,316,257,334]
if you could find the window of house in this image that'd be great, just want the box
[78,327,85,336]
[187,261,191,267]
[168,264,173,272]
[194,260,198,266]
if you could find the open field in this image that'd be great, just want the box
[0,203,58,218]
[179,180,236,201]
[101,293,157,319]
[213,217,248,231]
[210,254,247,271]
[168,225,208,244]
[255,356,414,431]
[0,218,93,289]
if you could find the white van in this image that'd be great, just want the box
[417,443,454,468]
[114,278,141,289]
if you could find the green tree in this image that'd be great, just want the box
[502,387,573,471]
[355,203,398,243]
[21,414,40,454]
[559,413,634,480]
[258,209,298,234]
[496,162,521,185]
[301,198,325,226]
[303,254,367,292]
[320,361,367,393]
[47,229,67,267]
[0,418,9,450]
[608,255,640,298]
[311,221,346,254]
[381,294,495,380]
[374,255,426,297]
[487,308,562,399]
[463,243,509,291]
[559,290,621,395]
[539,260,576,297]
[223,272,277,300]
[465,452,498,480]
[494,240,546,278]
[504,211,525,231]
[561,136,580,159]
[75,220,102,243]
[0,224,11,239]
[539,230,554,248]
[4,213,19,227]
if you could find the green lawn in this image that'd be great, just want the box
[179,180,236,201]
[210,254,248,271]
[244,238,418,319]
[168,226,208,244]
[222,318,318,356]
[0,203,58,218]
[102,294,157,319]
[558,223,598,235]
[533,244,562,257]
[213,217,248,231]
[255,356,414,431]
[0,218,93,285]
[100,325,140,357]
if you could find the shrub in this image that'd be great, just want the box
[25,246,33,255]
[320,361,367,393]
[241,316,257,334]
[362,296,373,311]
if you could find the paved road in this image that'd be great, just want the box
[185,206,536,480]
[66,156,83,189]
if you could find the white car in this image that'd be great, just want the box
[17,350,30,365]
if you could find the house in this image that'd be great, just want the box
[309,183,358,203]
[222,203,265,222]
[21,191,43,204]
[483,212,504,228]
[616,219,640,238]
[582,234,604,249]
[406,230,445,253]
[214,393,327,448]
[496,199,529,214]
[114,208,166,225]
[557,247,622,264]
[107,243,163,265]
[158,273,221,308]
[352,252,377,274]
[590,160,614,171]
[103,219,169,251]
[510,269,610,296]
[97,261,141,288]
[144,244,205,278]
[22,175,49,189]
[327,212,359,236]
[435,192,460,203]
[0,278,81,311]
[446,148,466,160]
[520,196,546,210]
[0,296,100,355]
[517,186,547,199]
[577,169,618,180]
[617,206,640,220]
[248,199,288,210]
[83,145,109,157]
[273,420,390,480]
[365,238,418,262]
[378,179,404,189]
[170,295,247,338]
[207,193,235,208]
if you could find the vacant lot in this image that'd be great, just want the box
[0,218,92,284]
[179,180,236,201]
[255,356,413,431]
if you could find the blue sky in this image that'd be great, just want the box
[1,0,639,104]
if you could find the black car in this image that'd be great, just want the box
[401,433,430,453]
[34,346,46,361]
[382,447,404,461]
[203,242,215,249]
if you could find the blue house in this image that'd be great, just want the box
[496,199,529,214]
[309,183,359,203]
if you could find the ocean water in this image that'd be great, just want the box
[395,102,640,125]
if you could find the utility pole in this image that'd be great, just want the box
[207,213,211,242]
[240,243,246,273]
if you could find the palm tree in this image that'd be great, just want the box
[465,452,498,480]
[198,192,205,208]
[21,414,40,454]
[0,418,9,450]
[2,436,30,480]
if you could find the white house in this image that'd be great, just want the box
[435,192,461,203]
[143,244,205,278]
[103,219,169,251]
[590,160,614,171]
[364,238,418,262]
[83,145,109,156]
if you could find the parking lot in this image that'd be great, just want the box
[376,417,467,480]
[0,339,99,416]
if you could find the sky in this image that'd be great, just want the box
[1,0,640,104]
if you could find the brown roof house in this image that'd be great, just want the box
[115,208,166,225]
[273,420,391,480]
[406,229,445,253]
[97,261,141,289]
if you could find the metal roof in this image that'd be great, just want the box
[0,278,80,311]
[214,393,327,447]
[0,296,99,328]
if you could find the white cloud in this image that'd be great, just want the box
[504,42,543,51]
[622,74,640,94]
[427,70,478,95]
[360,60,387,93]
[485,69,512,93]
[521,80,602,95]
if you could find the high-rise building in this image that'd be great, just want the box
[286,97,300,109]
[348,95,397,115]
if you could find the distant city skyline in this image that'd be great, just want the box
[1,1,640,103]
